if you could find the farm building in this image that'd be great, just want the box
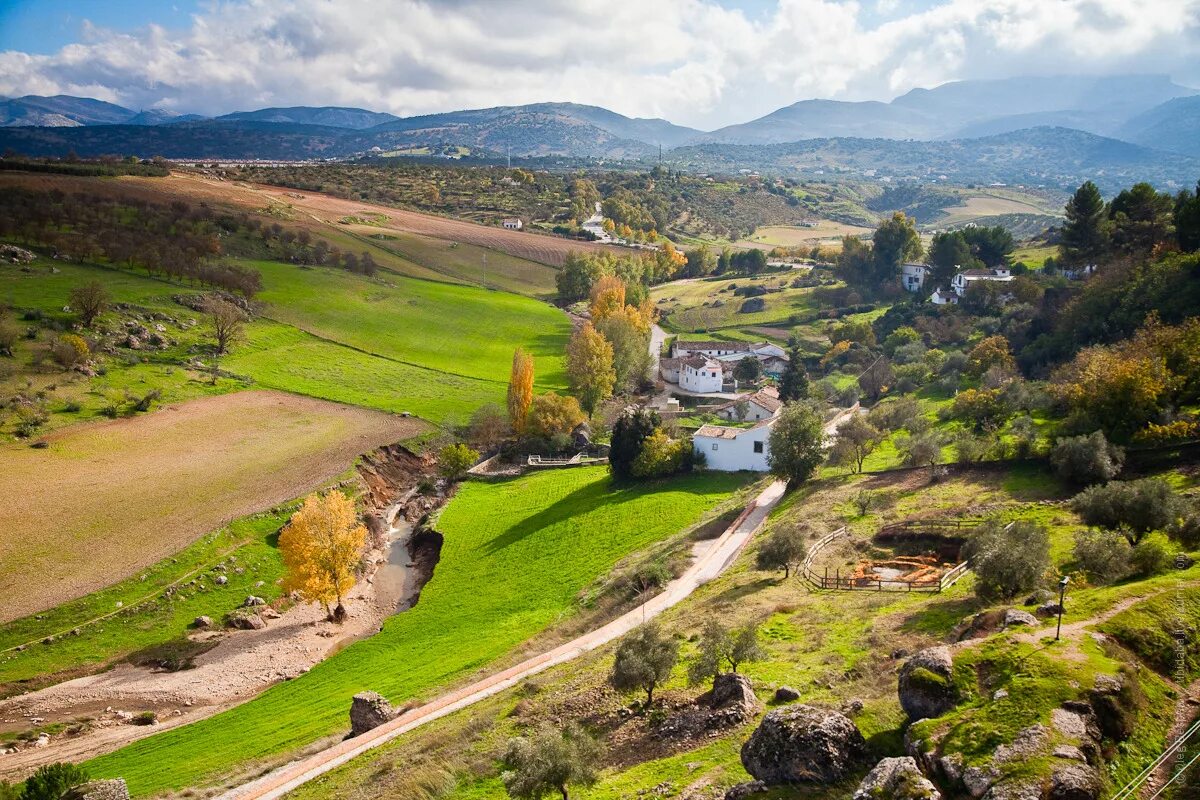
[716,387,782,422]
[659,357,682,384]
[502,218,523,230]
[951,267,1012,297]
[930,287,958,305]
[693,418,775,472]
[901,263,928,293]
[680,357,724,394]
[672,340,785,360]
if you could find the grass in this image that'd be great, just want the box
[87,467,752,796]
[0,508,289,697]
[651,275,821,333]
[1010,244,1057,269]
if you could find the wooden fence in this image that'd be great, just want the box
[799,524,970,593]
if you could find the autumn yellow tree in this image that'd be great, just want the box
[279,491,367,622]
[589,275,627,322]
[507,347,535,434]
[967,335,1015,378]
[566,322,616,413]
[527,392,587,439]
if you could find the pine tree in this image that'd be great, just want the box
[778,337,809,402]
[1060,181,1108,266]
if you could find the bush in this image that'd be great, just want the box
[952,431,989,464]
[631,430,688,478]
[19,762,90,800]
[1070,478,1182,543]
[966,519,1051,600]
[50,333,89,368]
[0,314,19,356]
[438,442,480,480]
[1072,528,1132,584]
[1050,431,1124,485]
[1132,536,1175,576]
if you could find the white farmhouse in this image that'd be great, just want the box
[672,340,785,360]
[658,357,682,384]
[502,218,523,230]
[679,357,724,394]
[693,418,775,472]
[951,268,1013,297]
[930,287,958,305]
[716,387,782,422]
[901,263,929,293]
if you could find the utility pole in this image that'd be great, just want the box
[1055,576,1069,641]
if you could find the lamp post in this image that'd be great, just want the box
[1055,576,1070,641]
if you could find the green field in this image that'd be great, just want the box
[1010,244,1057,269]
[87,466,752,795]
[361,230,559,297]
[651,275,820,333]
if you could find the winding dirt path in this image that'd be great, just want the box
[220,480,788,800]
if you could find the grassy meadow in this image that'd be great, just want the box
[87,466,753,795]
[651,274,822,333]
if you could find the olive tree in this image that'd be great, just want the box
[610,622,679,708]
[965,519,1051,600]
[687,618,765,686]
[755,524,807,578]
[501,723,601,800]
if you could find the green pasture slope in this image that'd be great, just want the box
[87,466,752,795]
[0,255,570,425]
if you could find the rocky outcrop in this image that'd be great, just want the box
[740,704,866,784]
[0,244,35,264]
[226,610,265,630]
[1048,764,1102,800]
[350,691,397,736]
[710,673,760,714]
[898,647,957,721]
[656,673,761,740]
[853,757,941,800]
[723,781,768,800]
[61,780,130,800]
[1002,609,1038,628]
[774,686,800,702]
[982,782,1042,800]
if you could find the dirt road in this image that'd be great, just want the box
[221,479,788,800]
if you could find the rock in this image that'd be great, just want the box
[261,607,282,620]
[1003,609,1038,628]
[723,781,768,800]
[710,673,760,714]
[774,686,800,702]
[898,647,957,721]
[841,698,865,715]
[192,615,213,628]
[982,781,1042,800]
[33,732,50,748]
[1089,674,1134,742]
[227,611,266,630]
[1048,764,1102,800]
[113,710,133,722]
[993,689,1009,700]
[0,244,36,264]
[1024,589,1055,606]
[853,757,941,800]
[740,704,866,784]
[938,753,964,786]
[244,595,266,607]
[1053,745,1088,762]
[1036,601,1064,617]
[995,724,1049,764]
[350,691,397,736]
[61,780,131,800]
[214,575,228,585]
[963,766,999,798]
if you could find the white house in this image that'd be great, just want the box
[672,341,785,360]
[658,357,682,384]
[694,418,775,472]
[901,263,929,293]
[930,287,958,305]
[716,387,782,422]
[502,218,523,230]
[680,357,724,394]
[951,268,1013,297]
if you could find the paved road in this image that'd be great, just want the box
[221,480,789,800]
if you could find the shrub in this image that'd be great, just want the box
[952,431,989,464]
[1170,503,1200,548]
[0,314,19,356]
[756,524,807,578]
[1050,431,1124,485]
[1132,536,1175,576]
[438,442,480,480]
[1070,478,1182,543]
[1072,528,1132,584]
[631,430,688,478]
[50,333,89,368]
[609,409,660,482]
[12,402,49,438]
[20,762,90,800]
[966,519,1051,600]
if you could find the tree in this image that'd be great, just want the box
[1060,181,1108,267]
[872,212,923,284]
[1070,478,1182,544]
[857,357,894,403]
[50,333,89,368]
[928,231,978,288]
[596,313,651,391]
[767,403,825,484]
[203,296,245,355]
[950,388,1010,432]
[556,252,607,303]
[508,348,535,434]
[610,622,679,707]
[899,431,943,478]
[468,403,510,450]
[965,519,1051,601]
[526,392,586,439]
[830,414,883,473]
[588,275,626,322]
[631,430,688,478]
[688,619,765,685]
[1073,528,1133,584]
[1051,346,1172,440]
[778,337,809,402]
[967,335,1015,378]
[610,409,660,482]
[501,723,602,800]
[69,280,110,328]
[1050,432,1124,486]
[279,491,367,622]
[1109,182,1175,257]
[1175,181,1200,253]
[438,442,479,480]
[756,523,807,578]
[566,323,615,413]
[684,245,717,278]
[20,762,90,800]
[733,355,762,383]
[835,235,874,288]
[960,225,1015,268]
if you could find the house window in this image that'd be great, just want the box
[711,443,719,451]
[753,441,764,454]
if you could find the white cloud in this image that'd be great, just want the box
[0,0,1197,129]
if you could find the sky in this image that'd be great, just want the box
[0,0,1197,129]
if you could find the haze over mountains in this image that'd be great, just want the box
[1,74,1197,190]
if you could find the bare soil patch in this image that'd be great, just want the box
[0,390,424,622]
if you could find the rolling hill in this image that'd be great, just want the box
[0,95,200,127]
[217,106,400,129]
[1116,94,1200,158]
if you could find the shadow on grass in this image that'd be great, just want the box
[900,595,981,638]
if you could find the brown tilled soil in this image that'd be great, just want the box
[0,390,425,622]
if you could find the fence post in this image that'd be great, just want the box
[878,578,882,592]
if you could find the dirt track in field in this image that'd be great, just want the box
[0,390,424,622]
[153,172,619,267]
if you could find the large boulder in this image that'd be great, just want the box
[740,704,866,784]
[1048,764,1102,800]
[898,647,957,721]
[61,780,131,800]
[774,686,800,702]
[853,757,941,800]
[1002,609,1038,628]
[350,691,397,736]
[710,673,760,714]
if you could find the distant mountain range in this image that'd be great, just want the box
[1,74,1197,190]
